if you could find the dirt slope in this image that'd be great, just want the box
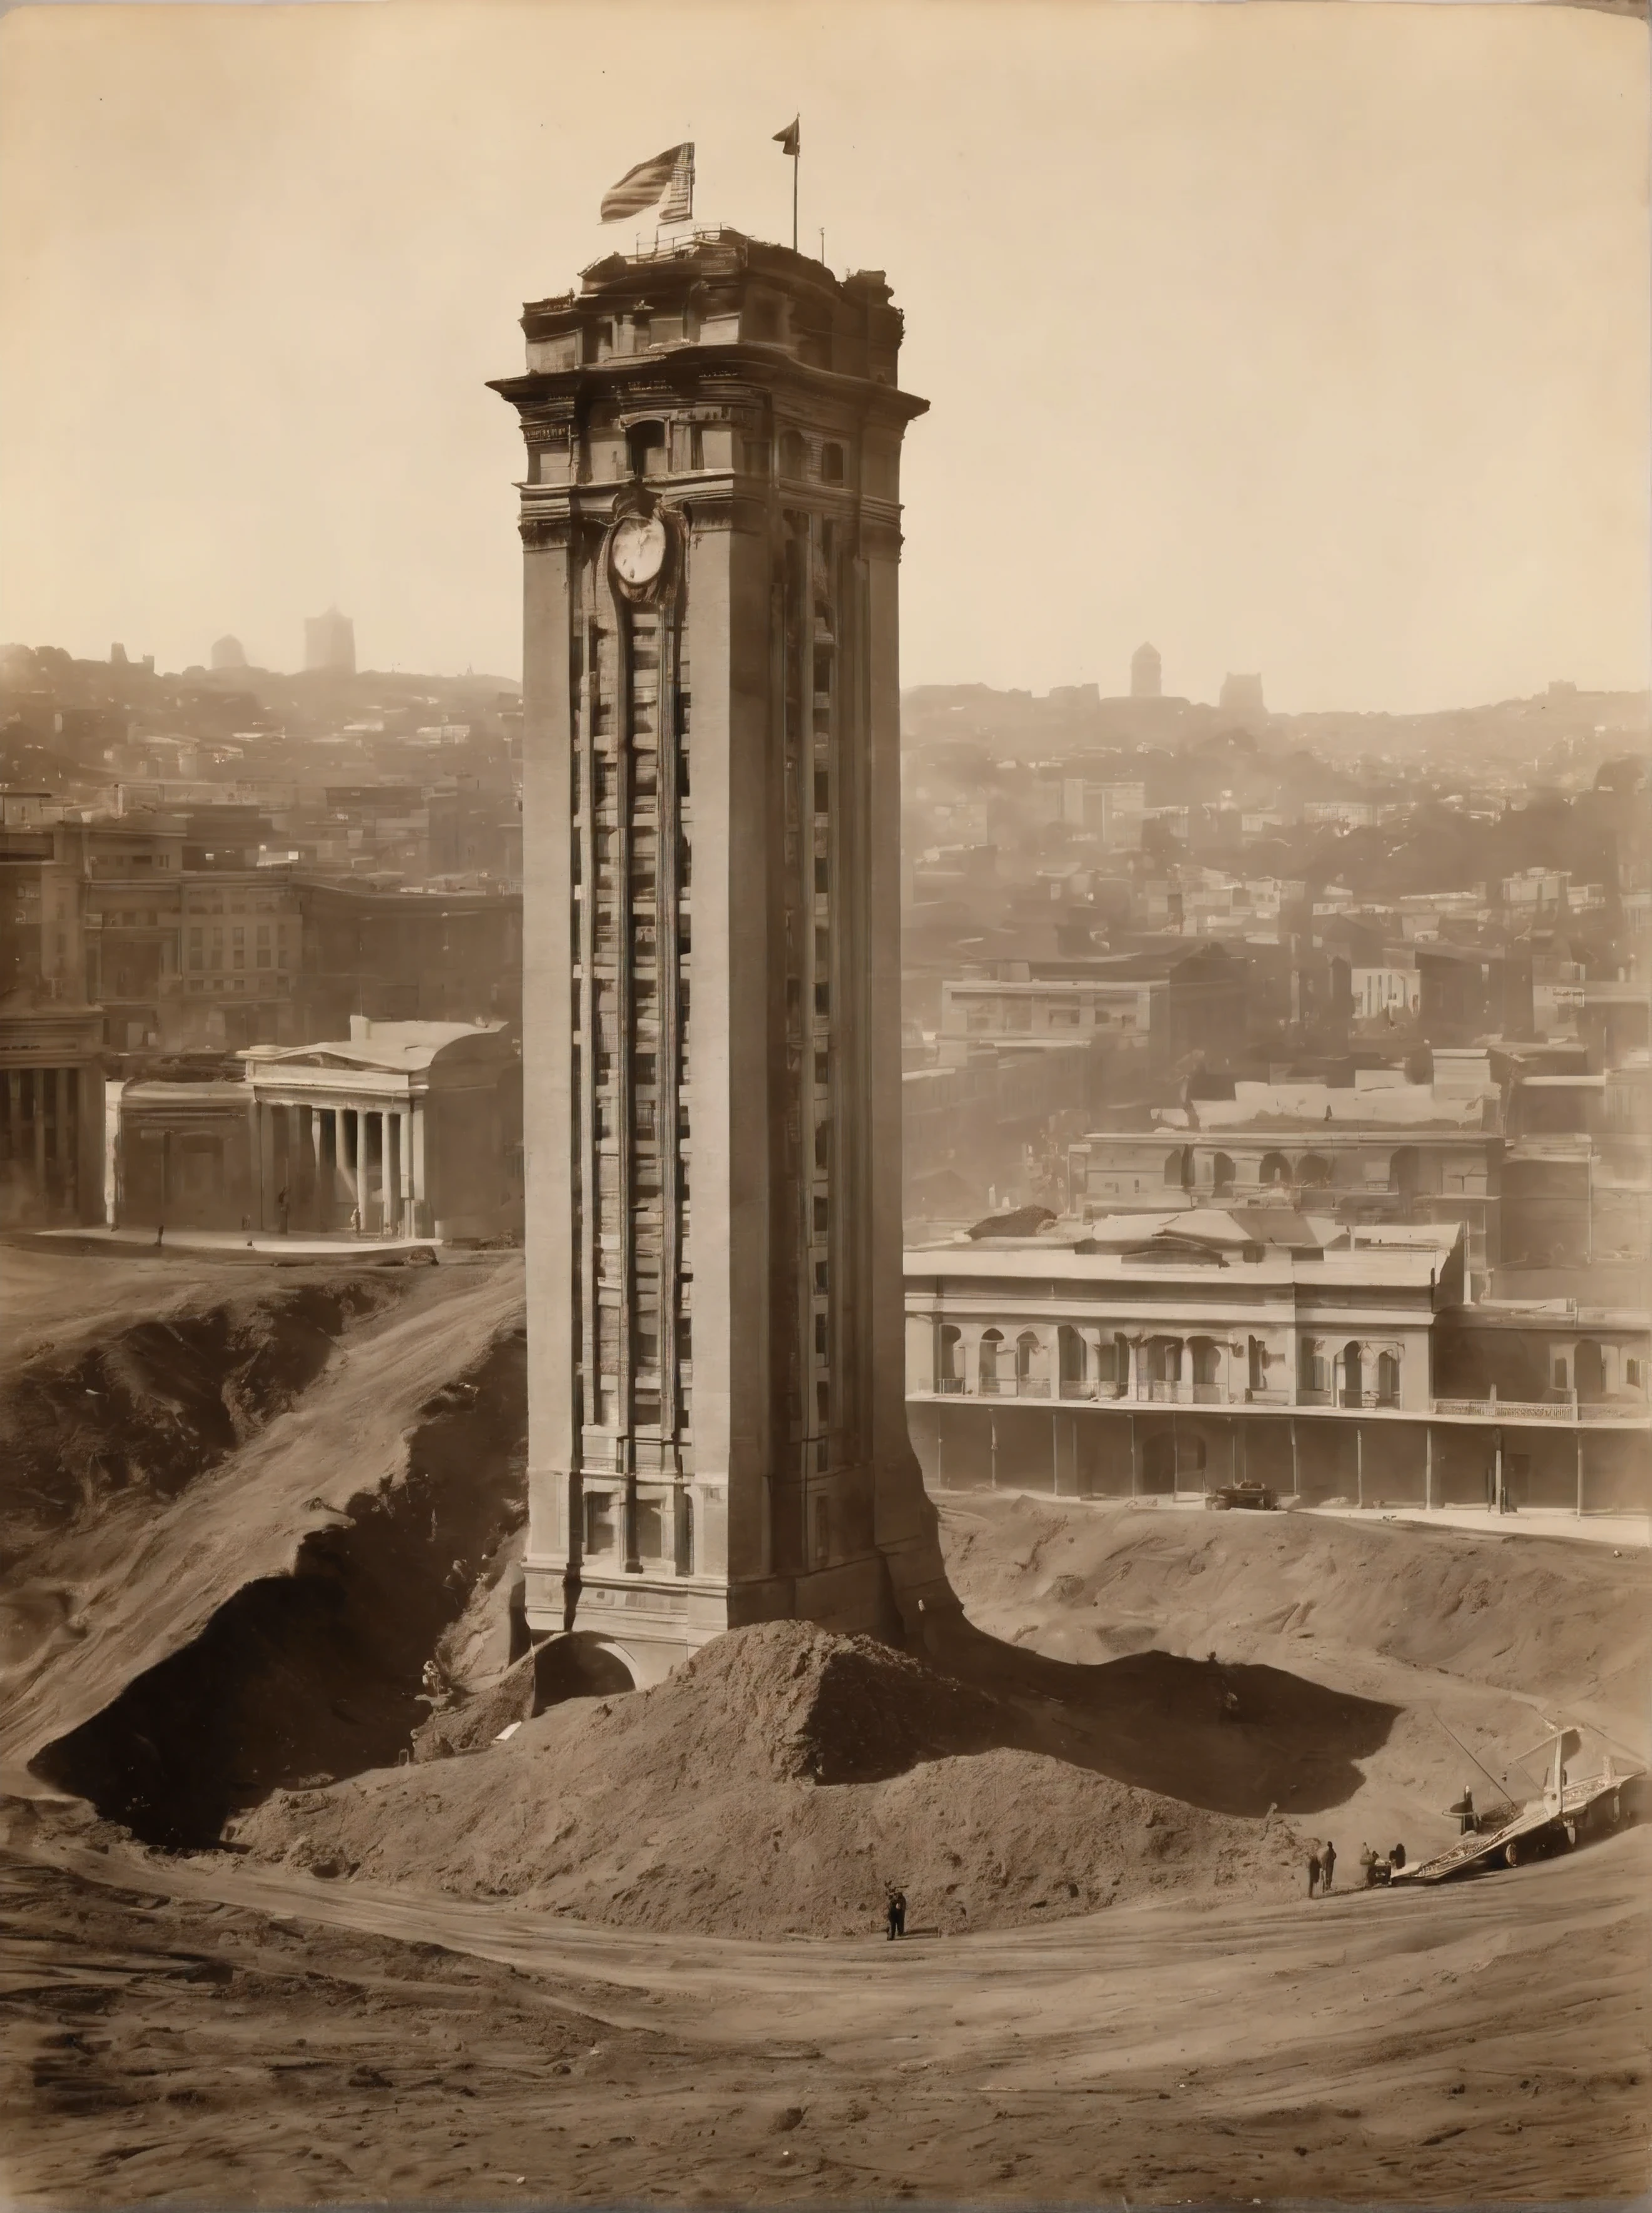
[233,1620,1308,1935]
[0,1242,286,1377]
[935,1490,1652,1858]
[1,1274,405,1565]
[1,1254,525,1791]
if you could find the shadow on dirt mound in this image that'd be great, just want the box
[927,1612,1397,1818]
[29,1328,528,1849]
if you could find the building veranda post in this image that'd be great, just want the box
[494,228,951,1686]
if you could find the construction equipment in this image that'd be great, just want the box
[1393,1724,1643,1885]
[1205,1480,1278,1512]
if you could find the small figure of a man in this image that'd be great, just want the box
[1321,1839,1337,1891]
[277,1187,289,1236]
[1307,1846,1322,1899]
[153,1221,165,1249]
[885,1889,907,1940]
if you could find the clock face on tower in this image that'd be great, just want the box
[610,513,668,590]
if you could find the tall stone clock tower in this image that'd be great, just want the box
[491,229,951,1685]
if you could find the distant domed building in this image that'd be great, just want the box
[1130,641,1161,700]
[211,634,248,671]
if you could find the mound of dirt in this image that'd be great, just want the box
[938,1493,1652,1731]
[233,1621,1305,1935]
[932,1490,1652,1861]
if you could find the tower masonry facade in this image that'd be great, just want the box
[492,229,951,1685]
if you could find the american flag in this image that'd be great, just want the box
[601,142,694,225]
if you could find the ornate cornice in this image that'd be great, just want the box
[490,347,928,431]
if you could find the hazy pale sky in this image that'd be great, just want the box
[0,2,1646,712]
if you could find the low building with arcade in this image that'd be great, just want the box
[904,1207,1649,1518]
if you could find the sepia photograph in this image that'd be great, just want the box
[0,1,1648,2205]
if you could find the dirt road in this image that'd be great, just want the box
[4,1816,1646,2205]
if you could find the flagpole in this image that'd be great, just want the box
[792,140,799,253]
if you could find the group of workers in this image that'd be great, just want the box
[1307,1839,1407,1894]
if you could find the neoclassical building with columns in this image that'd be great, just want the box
[113,1018,521,1242]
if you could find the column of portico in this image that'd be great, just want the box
[44,1069,63,1214]
[374,1109,390,1233]
[371,1110,385,1234]
[285,1104,301,1220]
[271,1103,290,1222]
[346,1105,363,1227]
[33,1070,48,1199]
[397,1106,413,1236]
[64,1073,78,1213]
[257,1098,277,1230]
[361,1107,378,1231]
[308,1105,327,1228]
[411,1105,428,1235]
[293,1105,309,1222]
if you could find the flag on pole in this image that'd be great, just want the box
[657,143,695,225]
[773,116,800,157]
[601,142,694,224]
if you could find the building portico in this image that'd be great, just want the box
[240,1018,519,1240]
[111,1016,523,1244]
[244,1090,422,1236]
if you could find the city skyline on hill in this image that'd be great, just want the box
[0,4,1645,712]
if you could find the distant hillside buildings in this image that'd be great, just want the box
[304,606,356,676]
[1130,642,1162,700]
[1219,672,1267,727]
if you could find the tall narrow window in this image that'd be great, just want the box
[626,420,666,477]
